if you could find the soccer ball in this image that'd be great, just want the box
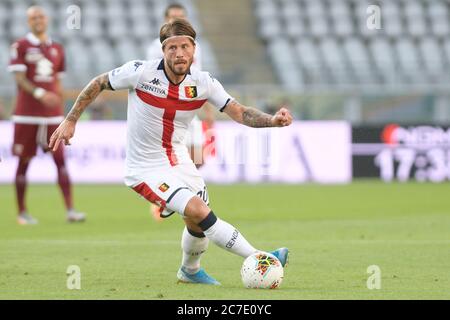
[241,252,284,289]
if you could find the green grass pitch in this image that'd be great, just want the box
[0,182,449,299]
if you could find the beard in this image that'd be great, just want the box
[32,25,46,34]
[168,59,191,76]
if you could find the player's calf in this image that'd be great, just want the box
[184,205,258,258]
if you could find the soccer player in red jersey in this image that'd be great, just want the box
[8,6,85,224]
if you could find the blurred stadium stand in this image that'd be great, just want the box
[254,0,450,89]
[0,0,219,87]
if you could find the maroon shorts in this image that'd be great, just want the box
[12,123,64,158]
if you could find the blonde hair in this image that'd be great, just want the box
[160,18,196,48]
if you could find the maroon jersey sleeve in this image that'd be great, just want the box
[57,44,65,74]
[8,40,27,72]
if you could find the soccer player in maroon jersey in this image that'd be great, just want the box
[8,6,85,224]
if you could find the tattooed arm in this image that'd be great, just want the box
[49,73,113,151]
[223,100,293,128]
[66,73,112,122]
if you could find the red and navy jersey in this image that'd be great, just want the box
[8,33,65,119]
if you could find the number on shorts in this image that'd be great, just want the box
[197,186,209,204]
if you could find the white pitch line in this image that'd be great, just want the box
[0,239,449,246]
[0,239,179,246]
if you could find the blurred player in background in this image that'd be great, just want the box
[147,3,215,221]
[50,19,291,285]
[8,6,85,225]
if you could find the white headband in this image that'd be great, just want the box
[161,35,195,47]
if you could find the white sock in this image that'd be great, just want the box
[201,215,257,258]
[181,227,209,274]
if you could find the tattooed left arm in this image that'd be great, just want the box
[223,100,293,128]
[65,73,113,123]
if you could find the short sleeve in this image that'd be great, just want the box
[58,46,66,73]
[8,41,27,72]
[108,60,145,90]
[56,46,66,78]
[206,73,233,112]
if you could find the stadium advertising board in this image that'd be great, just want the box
[0,121,351,184]
[200,121,351,184]
[353,124,450,182]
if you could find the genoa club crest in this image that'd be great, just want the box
[158,183,170,192]
[184,86,197,98]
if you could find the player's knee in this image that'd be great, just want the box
[183,216,204,234]
[184,196,210,223]
[16,157,31,176]
[19,157,32,165]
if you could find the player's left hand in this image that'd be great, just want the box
[49,120,76,152]
[270,107,293,127]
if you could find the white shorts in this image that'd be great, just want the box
[128,163,209,218]
[184,115,203,148]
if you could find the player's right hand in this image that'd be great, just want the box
[49,120,76,152]
[271,107,293,127]
[40,91,62,108]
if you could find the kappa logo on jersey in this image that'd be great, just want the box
[158,183,170,192]
[140,81,166,95]
[25,49,44,63]
[185,86,197,98]
[150,78,161,86]
[134,61,143,71]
